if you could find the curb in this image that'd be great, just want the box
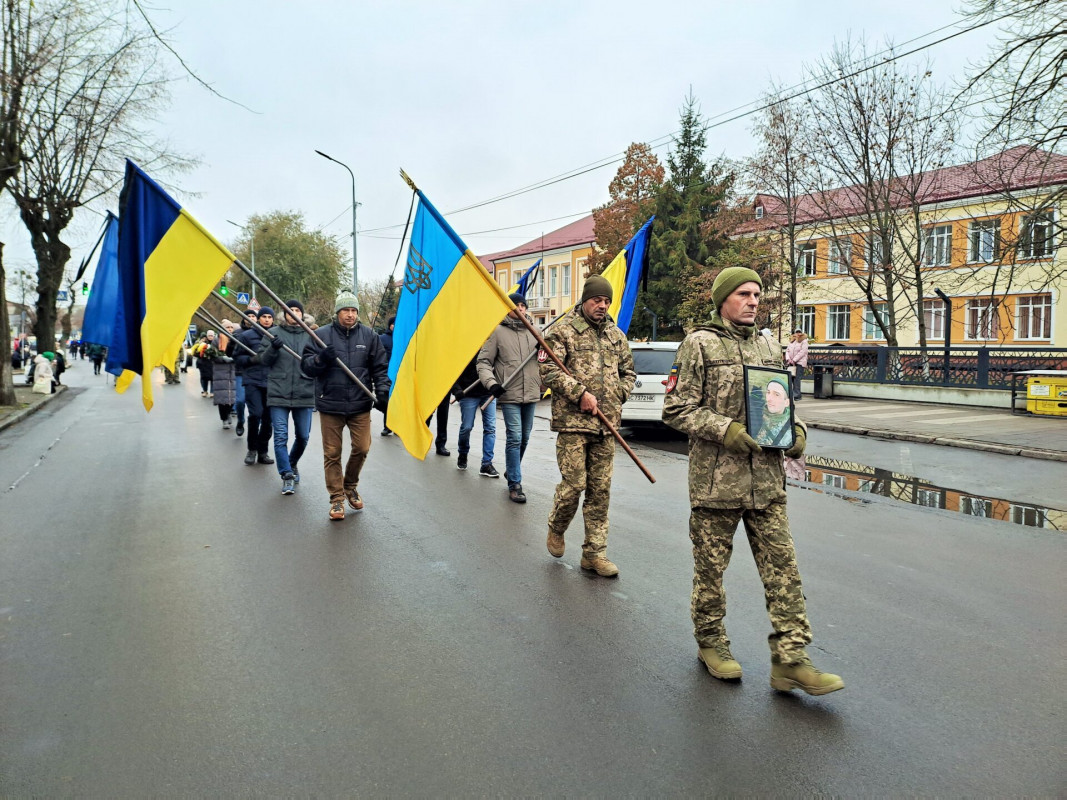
[0,385,67,434]
[805,420,1067,463]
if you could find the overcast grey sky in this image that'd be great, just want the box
[2,0,1003,293]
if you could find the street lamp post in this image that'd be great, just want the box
[315,149,358,293]
[643,306,658,341]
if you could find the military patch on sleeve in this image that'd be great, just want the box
[537,348,548,363]
[665,362,680,393]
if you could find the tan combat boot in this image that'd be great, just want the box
[770,655,844,696]
[547,530,565,558]
[579,555,619,577]
[698,641,742,680]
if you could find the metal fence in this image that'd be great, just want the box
[804,346,1067,390]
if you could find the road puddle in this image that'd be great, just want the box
[795,455,1064,530]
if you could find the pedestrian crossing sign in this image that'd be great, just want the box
[236,292,251,305]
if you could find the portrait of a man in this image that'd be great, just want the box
[744,367,796,449]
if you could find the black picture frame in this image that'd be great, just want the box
[743,365,796,450]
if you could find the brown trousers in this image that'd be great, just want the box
[319,411,372,502]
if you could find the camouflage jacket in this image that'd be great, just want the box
[538,305,636,434]
[662,314,804,510]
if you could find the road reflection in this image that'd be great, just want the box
[625,426,1064,531]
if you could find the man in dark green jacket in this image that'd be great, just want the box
[255,299,315,496]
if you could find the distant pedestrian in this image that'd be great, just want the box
[88,343,106,376]
[211,322,237,429]
[255,299,315,496]
[235,309,275,466]
[195,331,216,396]
[478,292,540,503]
[785,329,808,402]
[32,351,55,394]
[301,291,390,521]
[539,275,635,577]
[53,349,66,385]
[662,266,842,696]
[379,315,396,436]
[452,355,497,476]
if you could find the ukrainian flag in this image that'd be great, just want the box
[510,258,541,297]
[600,215,654,335]
[111,160,236,410]
[389,190,514,459]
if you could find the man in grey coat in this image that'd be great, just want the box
[254,299,315,495]
[478,292,541,503]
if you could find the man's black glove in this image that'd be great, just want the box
[374,396,388,414]
[319,344,337,364]
[488,383,505,398]
[270,336,285,350]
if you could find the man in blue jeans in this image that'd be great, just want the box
[253,299,315,495]
[478,293,541,503]
[452,355,498,477]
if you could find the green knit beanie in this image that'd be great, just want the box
[711,267,762,310]
[581,275,613,304]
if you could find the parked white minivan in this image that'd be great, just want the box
[622,341,681,424]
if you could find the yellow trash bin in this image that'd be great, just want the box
[1026,375,1067,417]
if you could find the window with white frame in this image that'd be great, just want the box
[923,299,946,340]
[857,479,875,493]
[822,473,845,489]
[797,244,817,276]
[497,271,509,290]
[755,205,764,219]
[1011,504,1047,528]
[968,219,1000,263]
[536,268,546,299]
[924,224,953,266]
[828,239,851,274]
[863,233,891,270]
[796,306,815,338]
[549,266,558,296]
[915,488,943,508]
[826,304,851,340]
[862,303,888,340]
[1018,211,1054,258]
[960,495,992,518]
[1016,294,1052,340]
[965,298,1000,340]
[562,264,571,296]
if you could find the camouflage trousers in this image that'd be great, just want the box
[689,502,812,663]
[548,432,615,558]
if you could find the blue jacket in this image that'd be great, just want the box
[235,327,270,388]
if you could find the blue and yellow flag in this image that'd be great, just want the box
[510,258,541,297]
[81,212,120,348]
[601,215,654,335]
[389,190,514,458]
[111,160,236,410]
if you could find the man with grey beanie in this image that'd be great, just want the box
[301,291,391,521]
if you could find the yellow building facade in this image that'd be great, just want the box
[485,215,595,328]
[747,148,1066,348]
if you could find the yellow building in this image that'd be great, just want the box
[483,216,595,328]
[744,147,1066,348]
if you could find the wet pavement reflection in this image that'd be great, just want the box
[625,426,1064,531]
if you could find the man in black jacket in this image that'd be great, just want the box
[235,307,275,466]
[301,291,390,521]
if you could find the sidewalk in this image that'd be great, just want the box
[0,381,67,432]
[798,395,1067,462]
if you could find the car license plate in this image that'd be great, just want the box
[629,393,655,402]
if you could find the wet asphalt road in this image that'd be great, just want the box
[1,369,1064,795]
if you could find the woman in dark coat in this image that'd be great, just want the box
[211,324,238,429]
[194,331,216,396]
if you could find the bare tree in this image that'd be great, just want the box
[744,88,813,334]
[798,38,960,347]
[961,0,1066,155]
[9,0,192,358]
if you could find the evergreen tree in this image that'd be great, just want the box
[634,93,734,339]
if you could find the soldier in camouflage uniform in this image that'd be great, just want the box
[538,275,636,578]
[662,267,844,696]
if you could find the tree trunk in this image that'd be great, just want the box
[25,217,72,356]
[0,242,17,406]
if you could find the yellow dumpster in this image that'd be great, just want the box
[1026,375,1067,417]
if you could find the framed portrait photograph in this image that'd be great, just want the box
[743,365,796,450]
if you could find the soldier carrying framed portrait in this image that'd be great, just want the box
[743,365,796,450]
